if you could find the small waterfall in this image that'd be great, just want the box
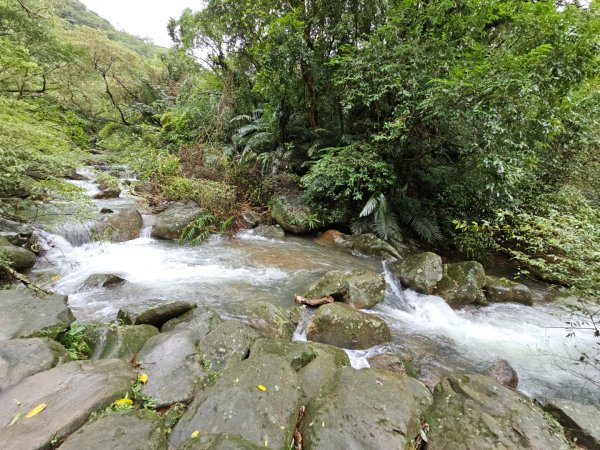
[140,215,155,238]
[292,306,314,341]
[50,221,93,246]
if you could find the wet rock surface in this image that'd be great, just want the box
[151,201,206,240]
[117,300,197,328]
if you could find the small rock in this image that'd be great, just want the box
[252,224,285,240]
[99,208,114,214]
[314,229,345,246]
[485,276,533,306]
[81,273,125,289]
[367,353,407,374]
[350,233,403,260]
[0,237,36,271]
[240,210,261,229]
[488,359,519,389]
[93,189,121,199]
[117,300,196,328]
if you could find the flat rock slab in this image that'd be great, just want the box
[117,300,196,328]
[169,354,301,449]
[136,331,203,408]
[179,433,264,449]
[0,290,75,340]
[91,325,159,361]
[545,399,600,450]
[0,359,134,450]
[0,338,70,391]
[57,412,167,450]
[228,301,296,339]
[199,320,262,371]
[426,374,570,450]
[161,306,224,345]
[302,367,432,450]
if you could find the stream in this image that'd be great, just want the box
[29,171,600,406]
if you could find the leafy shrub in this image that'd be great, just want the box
[162,176,237,218]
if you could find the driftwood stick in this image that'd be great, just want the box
[1,265,53,296]
[294,294,334,306]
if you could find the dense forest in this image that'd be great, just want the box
[1,0,598,299]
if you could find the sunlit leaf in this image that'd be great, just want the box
[191,430,200,439]
[257,385,267,391]
[113,398,133,406]
[26,404,46,418]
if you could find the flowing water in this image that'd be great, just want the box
[30,172,600,405]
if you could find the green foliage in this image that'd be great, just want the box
[162,177,237,219]
[96,173,119,191]
[179,213,217,245]
[58,322,92,360]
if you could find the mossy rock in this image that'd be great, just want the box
[268,193,315,234]
[0,237,36,271]
[485,275,533,306]
[388,251,443,294]
[435,261,486,308]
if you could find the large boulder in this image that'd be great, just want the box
[135,331,204,408]
[0,291,75,340]
[0,236,36,271]
[169,354,302,449]
[303,269,386,309]
[93,208,143,242]
[389,252,443,294]
[199,320,262,372]
[426,374,570,450]
[0,359,134,450]
[234,301,297,339]
[0,338,70,391]
[350,233,402,260]
[307,303,391,349]
[544,399,600,450]
[117,300,196,328]
[161,306,223,345]
[90,324,159,361]
[0,217,34,243]
[302,367,432,450]
[269,193,314,234]
[485,276,533,306]
[151,201,206,240]
[57,412,167,450]
[435,261,486,308]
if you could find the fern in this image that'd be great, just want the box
[357,193,400,240]
[179,213,217,245]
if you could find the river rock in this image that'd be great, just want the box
[389,252,443,294]
[0,338,70,391]
[161,306,223,345]
[117,300,197,328]
[240,210,261,229]
[93,208,143,242]
[0,359,134,450]
[435,261,486,308]
[90,325,159,361]
[302,367,432,450]
[169,353,301,449]
[151,200,206,240]
[57,412,167,450]
[269,193,314,234]
[199,320,262,371]
[350,233,403,260]
[485,276,533,306]
[179,433,264,449]
[488,359,519,389]
[0,290,75,340]
[82,273,126,289]
[314,229,346,246]
[367,353,408,374]
[0,217,34,239]
[544,399,600,450]
[296,343,350,403]
[252,224,285,240]
[307,303,391,349]
[303,269,386,309]
[93,188,121,199]
[426,374,570,450]
[240,301,296,339]
[0,237,36,271]
[136,331,204,408]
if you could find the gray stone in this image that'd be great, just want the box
[545,399,600,450]
[389,252,443,294]
[303,270,349,301]
[169,354,301,449]
[93,208,143,243]
[0,217,34,238]
[161,306,223,345]
[0,359,134,450]
[151,201,206,240]
[237,301,297,339]
[269,193,314,234]
[199,321,262,372]
[302,367,432,450]
[91,325,159,361]
[93,189,121,199]
[350,233,402,260]
[314,229,346,246]
[0,338,70,391]
[136,331,204,408]
[435,261,486,308]
[426,374,570,450]
[117,300,197,328]
[485,276,533,306]
[488,359,519,389]
[57,412,167,450]
[240,210,261,229]
[367,353,408,374]
[0,237,36,271]
[179,433,264,449]
[307,303,391,350]
[82,273,126,289]
[0,290,75,340]
[252,224,285,240]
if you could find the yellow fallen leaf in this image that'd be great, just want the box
[137,373,148,384]
[51,275,60,282]
[191,430,200,439]
[257,385,267,391]
[26,404,46,418]
[113,398,133,406]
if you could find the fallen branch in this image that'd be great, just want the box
[1,265,53,297]
[294,294,334,307]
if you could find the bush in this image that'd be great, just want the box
[162,176,237,218]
